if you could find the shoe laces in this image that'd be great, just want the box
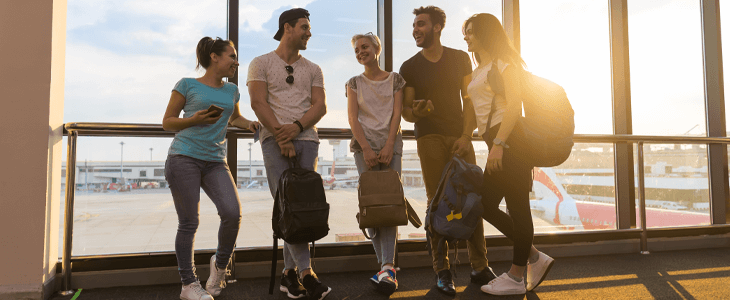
[211,266,229,288]
[190,282,210,296]
[488,274,509,285]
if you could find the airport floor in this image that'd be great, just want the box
[49,247,730,300]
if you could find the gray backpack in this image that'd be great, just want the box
[425,155,484,270]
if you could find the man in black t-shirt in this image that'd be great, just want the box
[399,5,495,296]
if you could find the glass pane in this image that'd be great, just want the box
[393,1,502,131]
[237,1,377,130]
[61,137,178,256]
[635,144,711,228]
[628,0,707,135]
[527,143,618,233]
[64,0,227,123]
[521,0,612,134]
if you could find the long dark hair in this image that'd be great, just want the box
[195,37,235,70]
[463,13,525,70]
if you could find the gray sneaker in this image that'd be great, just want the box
[181,281,213,300]
[205,255,229,297]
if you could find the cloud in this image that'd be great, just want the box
[240,0,316,33]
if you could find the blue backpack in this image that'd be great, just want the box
[425,155,484,271]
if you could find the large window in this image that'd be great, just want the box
[237,1,377,133]
[628,0,706,136]
[65,0,227,124]
[521,0,612,134]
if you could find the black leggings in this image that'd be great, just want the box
[481,123,534,267]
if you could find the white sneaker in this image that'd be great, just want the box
[526,251,554,291]
[205,255,229,297]
[181,281,214,300]
[481,273,526,296]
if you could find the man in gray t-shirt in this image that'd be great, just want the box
[246,7,331,300]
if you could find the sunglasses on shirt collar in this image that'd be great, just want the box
[285,65,294,84]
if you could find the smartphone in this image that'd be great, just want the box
[207,104,224,118]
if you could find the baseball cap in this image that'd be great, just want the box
[273,8,310,41]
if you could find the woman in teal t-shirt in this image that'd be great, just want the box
[162,37,259,300]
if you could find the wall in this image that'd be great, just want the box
[0,0,66,299]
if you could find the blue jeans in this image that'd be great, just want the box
[165,155,241,285]
[262,137,320,273]
[354,151,402,267]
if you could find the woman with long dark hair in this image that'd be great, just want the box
[462,14,554,295]
[162,36,259,300]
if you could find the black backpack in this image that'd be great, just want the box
[268,157,330,294]
[487,60,575,167]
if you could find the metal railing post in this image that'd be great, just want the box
[59,129,78,295]
[637,142,649,254]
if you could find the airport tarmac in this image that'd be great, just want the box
[58,187,559,258]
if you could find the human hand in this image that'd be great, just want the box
[279,141,296,158]
[451,136,472,157]
[192,109,222,125]
[363,148,378,169]
[377,146,393,166]
[412,100,434,118]
[248,120,260,133]
[486,145,504,175]
[274,123,301,143]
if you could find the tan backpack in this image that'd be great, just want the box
[356,168,421,238]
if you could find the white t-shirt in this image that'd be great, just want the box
[468,59,510,137]
[246,51,325,143]
[346,72,406,154]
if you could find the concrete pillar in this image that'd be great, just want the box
[0,0,67,299]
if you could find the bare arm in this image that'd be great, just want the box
[162,90,219,131]
[297,86,327,129]
[385,88,404,148]
[494,67,522,144]
[347,86,372,153]
[461,73,477,138]
[248,81,282,134]
[228,102,260,133]
[401,87,421,123]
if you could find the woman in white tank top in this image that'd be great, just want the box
[463,13,555,296]
[346,32,405,296]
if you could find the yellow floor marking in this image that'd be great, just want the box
[667,266,730,276]
[539,274,638,286]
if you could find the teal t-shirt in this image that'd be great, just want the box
[168,78,240,162]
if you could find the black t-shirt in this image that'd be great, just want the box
[399,47,472,139]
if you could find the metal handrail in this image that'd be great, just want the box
[64,122,730,143]
[60,122,730,288]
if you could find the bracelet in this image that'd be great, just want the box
[293,120,304,132]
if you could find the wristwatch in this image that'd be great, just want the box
[493,137,510,149]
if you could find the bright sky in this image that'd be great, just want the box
[62,0,724,162]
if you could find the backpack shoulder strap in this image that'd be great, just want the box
[406,198,422,228]
[268,234,278,294]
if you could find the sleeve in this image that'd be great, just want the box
[399,61,413,87]
[234,86,240,104]
[459,51,473,78]
[392,73,406,93]
[312,64,325,89]
[172,78,188,97]
[246,56,267,85]
[346,76,357,91]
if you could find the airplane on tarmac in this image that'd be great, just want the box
[530,168,711,230]
[322,160,358,190]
